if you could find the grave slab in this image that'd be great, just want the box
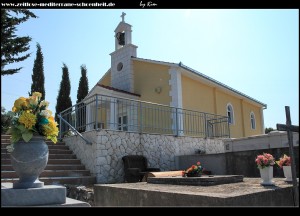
[147,175,244,186]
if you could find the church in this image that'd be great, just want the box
[85,13,267,138]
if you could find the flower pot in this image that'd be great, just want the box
[10,136,49,189]
[259,166,274,186]
[283,166,292,182]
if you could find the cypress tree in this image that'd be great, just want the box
[76,65,89,103]
[31,43,45,100]
[76,65,89,132]
[1,9,37,75]
[55,63,72,125]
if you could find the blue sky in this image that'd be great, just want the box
[1,9,299,129]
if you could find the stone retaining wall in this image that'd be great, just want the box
[64,130,224,183]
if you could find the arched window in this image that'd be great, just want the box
[227,103,234,124]
[250,112,256,129]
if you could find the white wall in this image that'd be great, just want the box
[64,130,225,183]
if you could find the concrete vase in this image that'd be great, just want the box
[283,166,292,182]
[259,166,274,186]
[10,136,49,189]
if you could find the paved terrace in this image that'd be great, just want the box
[94,178,298,207]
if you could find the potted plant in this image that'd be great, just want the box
[255,153,275,185]
[6,92,59,189]
[276,154,292,182]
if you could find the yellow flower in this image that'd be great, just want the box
[43,117,59,137]
[12,97,29,112]
[8,92,59,145]
[19,112,36,129]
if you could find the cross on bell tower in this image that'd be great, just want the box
[121,12,126,22]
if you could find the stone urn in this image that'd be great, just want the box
[259,166,274,186]
[283,166,292,182]
[10,136,49,189]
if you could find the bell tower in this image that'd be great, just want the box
[110,12,137,92]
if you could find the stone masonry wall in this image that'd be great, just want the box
[63,130,225,183]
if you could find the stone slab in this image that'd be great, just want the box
[94,178,298,206]
[147,175,244,186]
[37,198,91,207]
[1,183,66,206]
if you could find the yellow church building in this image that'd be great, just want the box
[84,13,266,138]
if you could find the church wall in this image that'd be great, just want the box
[215,90,244,138]
[181,74,255,138]
[133,61,171,105]
[99,71,111,86]
[181,75,215,113]
[133,61,172,134]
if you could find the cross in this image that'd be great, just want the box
[276,106,299,206]
[121,12,126,22]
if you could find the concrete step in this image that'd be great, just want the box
[1,146,69,152]
[2,159,82,165]
[1,164,86,171]
[47,149,73,154]
[45,141,65,145]
[1,153,76,159]
[1,141,66,146]
[1,170,91,178]
[1,176,96,186]
[48,145,69,150]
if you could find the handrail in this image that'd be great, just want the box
[57,114,92,145]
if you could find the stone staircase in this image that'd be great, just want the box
[1,134,96,186]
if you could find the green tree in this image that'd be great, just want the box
[55,63,72,126]
[30,43,45,100]
[76,65,89,132]
[1,9,37,75]
[265,127,275,134]
[76,65,89,103]
[1,107,13,134]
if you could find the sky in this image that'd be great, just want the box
[1,9,299,129]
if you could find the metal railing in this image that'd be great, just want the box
[59,94,230,140]
[57,114,92,145]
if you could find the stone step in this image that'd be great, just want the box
[1,145,69,153]
[1,148,73,154]
[47,149,73,154]
[45,141,65,145]
[1,141,65,146]
[2,159,82,165]
[1,146,73,154]
[1,170,91,178]
[1,176,96,186]
[1,153,76,159]
[1,140,66,148]
[1,164,86,171]
[48,145,70,150]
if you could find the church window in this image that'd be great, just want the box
[117,62,123,71]
[227,103,234,124]
[250,112,256,129]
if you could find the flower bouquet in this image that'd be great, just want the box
[6,92,58,152]
[255,153,275,169]
[276,154,291,168]
[182,161,203,177]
